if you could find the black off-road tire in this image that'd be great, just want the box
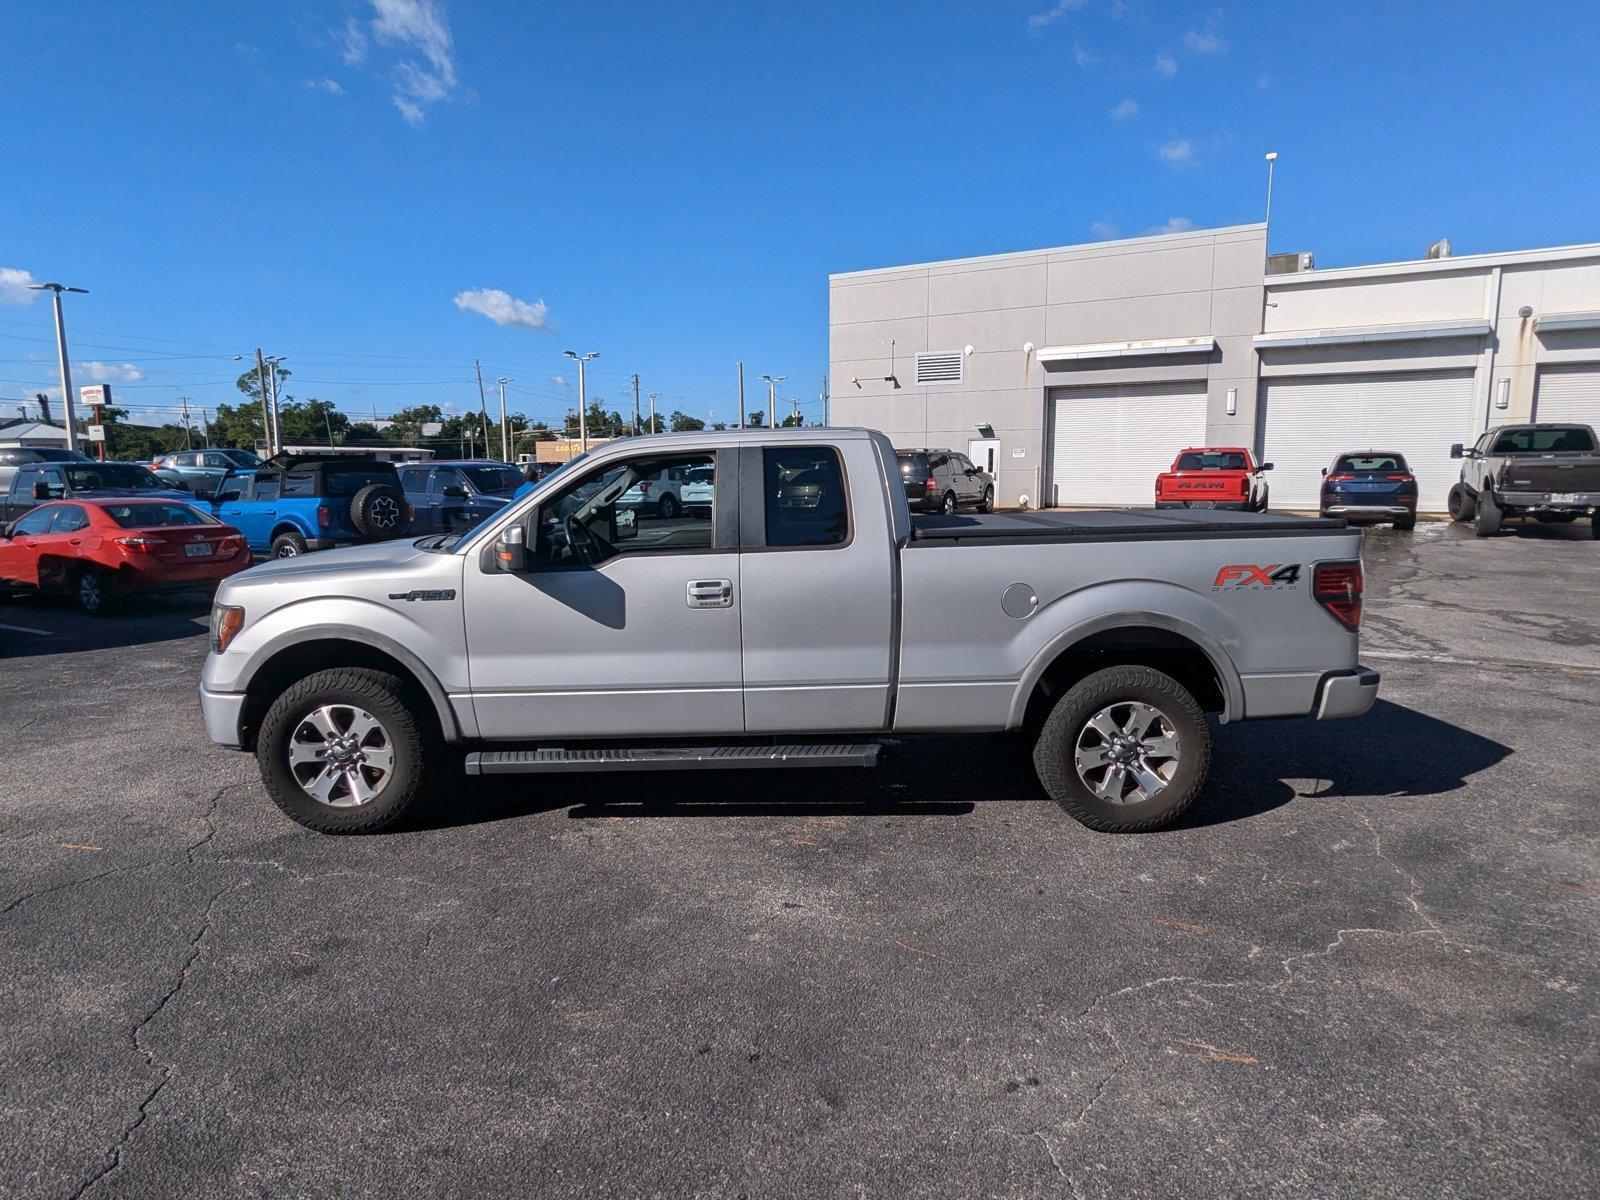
[978,486,994,513]
[1448,484,1476,522]
[1394,514,1416,532]
[349,482,408,539]
[1591,515,1600,540]
[256,668,439,834]
[1473,489,1503,537]
[270,530,308,559]
[1032,665,1211,833]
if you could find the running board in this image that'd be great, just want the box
[465,743,881,775]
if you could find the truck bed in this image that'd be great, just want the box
[910,508,1345,544]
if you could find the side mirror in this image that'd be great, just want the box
[442,485,467,499]
[32,481,50,500]
[1320,467,1328,477]
[1261,462,1274,472]
[1449,443,1464,459]
[495,524,528,572]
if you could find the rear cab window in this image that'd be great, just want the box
[1490,427,1598,454]
[763,447,849,548]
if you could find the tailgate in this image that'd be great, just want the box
[1503,458,1600,493]
[1163,473,1246,499]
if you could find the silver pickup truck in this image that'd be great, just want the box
[200,427,1378,835]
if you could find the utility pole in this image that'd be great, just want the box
[737,361,745,429]
[761,373,786,430]
[649,392,660,435]
[201,409,211,448]
[790,394,802,426]
[631,373,642,436]
[821,376,829,426]
[243,350,271,454]
[265,357,284,453]
[473,361,493,458]
[180,395,193,449]
[497,377,512,461]
[564,350,599,453]
[28,281,88,453]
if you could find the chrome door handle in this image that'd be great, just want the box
[686,579,733,609]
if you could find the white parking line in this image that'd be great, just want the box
[0,623,54,637]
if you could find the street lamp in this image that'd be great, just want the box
[27,282,88,453]
[761,373,786,429]
[563,350,599,452]
[497,377,513,462]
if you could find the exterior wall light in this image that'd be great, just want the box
[1496,378,1510,410]
[1226,387,1238,417]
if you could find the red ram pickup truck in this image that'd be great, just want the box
[1155,447,1272,512]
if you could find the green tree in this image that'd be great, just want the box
[385,404,445,446]
[747,410,765,428]
[668,411,705,432]
[344,422,384,445]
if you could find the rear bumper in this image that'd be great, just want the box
[1498,491,1598,509]
[1155,499,1250,510]
[1321,504,1413,519]
[199,684,247,749]
[1314,667,1380,720]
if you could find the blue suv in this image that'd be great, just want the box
[397,460,533,534]
[209,453,413,558]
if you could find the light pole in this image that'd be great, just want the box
[564,350,599,453]
[265,356,285,453]
[649,392,660,435]
[761,374,786,430]
[497,377,512,461]
[1264,151,1279,239]
[28,282,88,453]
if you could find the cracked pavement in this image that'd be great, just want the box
[1,518,1597,1198]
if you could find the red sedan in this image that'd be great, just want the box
[0,498,251,615]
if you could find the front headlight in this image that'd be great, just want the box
[210,604,246,653]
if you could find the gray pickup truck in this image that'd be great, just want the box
[200,427,1378,835]
[1448,422,1600,537]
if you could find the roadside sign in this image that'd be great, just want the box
[85,424,106,442]
[80,384,111,407]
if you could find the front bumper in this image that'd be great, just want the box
[200,684,247,749]
[1314,667,1380,720]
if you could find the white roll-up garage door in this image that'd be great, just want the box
[1534,365,1600,427]
[1047,381,1208,506]
[1257,370,1476,512]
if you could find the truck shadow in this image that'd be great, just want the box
[413,699,1505,832]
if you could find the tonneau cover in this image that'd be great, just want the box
[910,508,1345,542]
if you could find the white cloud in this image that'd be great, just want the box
[1158,138,1194,167]
[1072,39,1097,68]
[372,0,458,123]
[1183,27,1228,54]
[1027,0,1087,32]
[335,17,368,65]
[1155,51,1177,77]
[1110,0,1133,19]
[1109,98,1140,121]
[301,77,345,94]
[453,288,551,331]
[1090,218,1120,240]
[0,267,42,305]
[1146,217,1195,235]
[77,361,144,383]
[550,374,571,389]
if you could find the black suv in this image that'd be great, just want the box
[895,448,994,514]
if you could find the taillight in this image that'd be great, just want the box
[317,504,331,529]
[218,533,245,557]
[114,535,158,553]
[1385,473,1415,483]
[924,474,936,495]
[1325,473,1356,483]
[1313,561,1363,631]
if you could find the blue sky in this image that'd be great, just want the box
[3,1,1598,431]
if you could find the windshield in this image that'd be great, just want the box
[63,464,164,490]
[102,502,218,528]
[1334,453,1407,473]
[460,464,524,494]
[1490,427,1597,454]
[896,453,928,475]
[1177,451,1248,470]
[220,449,261,468]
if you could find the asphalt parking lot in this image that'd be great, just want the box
[2,517,1597,1199]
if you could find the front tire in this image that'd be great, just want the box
[1474,490,1503,537]
[1448,484,1476,522]
[978,486,994,513]
[657,493,679,519]
[1032,666,1211,833]
[255,668,436,833]
[941,491,958,516]
[270,530,308,559]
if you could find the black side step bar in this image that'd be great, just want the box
[465,744,882,775]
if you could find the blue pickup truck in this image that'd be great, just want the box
[209,453,413,558]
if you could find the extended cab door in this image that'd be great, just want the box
[462,447,744,739]
[737,439,897,732]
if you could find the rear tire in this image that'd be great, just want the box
[1591,515,1600,540]
[1032,666,1211,833]
[255,667,437,834]
[1448,484,1476,522]
[1394,514,1416,531]
[657,493,679,519]
[270,530,308,559]
[941,491,958,516]
[1473,490,1503,537]
[76,568,118,617]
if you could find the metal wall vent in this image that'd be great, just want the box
[915,351,964,385]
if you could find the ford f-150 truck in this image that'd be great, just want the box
[1449,423,1600,538]
[200,428,1378,835]
[1155,447,1272,512]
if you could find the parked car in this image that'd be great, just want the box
[398,460,533,534]
[895,448,993,514]
[150,448,262,495]
[520,460,565,484]
[1450,423,1600,538]
[208,452,413,559]
[0,498,249,614]
[0,459,189,525]
[1317,452,1418,529]
[618,462,706,518]
[678,465,715,514]
[0,447,93,467]
[200,427,1376,836]
[1155,447,1271,511]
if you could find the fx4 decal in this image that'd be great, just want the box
[1213,563,1302,590]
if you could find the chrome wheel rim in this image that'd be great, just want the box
[1074,701,1179,805]
[288,704,395,807]
[943,494,956,514]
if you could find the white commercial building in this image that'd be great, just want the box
[829,224,1600,512]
